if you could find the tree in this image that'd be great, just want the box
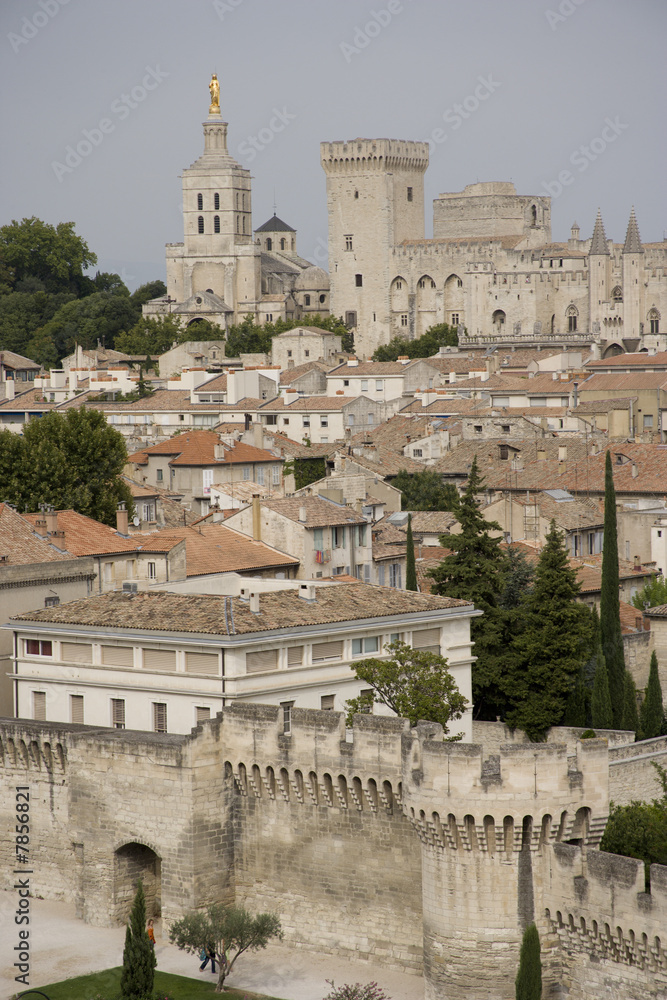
[600,764,667,889]
[283,455,327,491]
[600,451,626,726]
[169,903,282,993]
[428,456,508,719]
[0,408,134,525]
[39,290,139,358]
[0,286,75,358]
[224,313,354,358]
[621,670,640,735]
[130,279,167,310]
[591,641,613,730]
[115,314,189,356]
[372,322,458,361]
[405,514,417,591]
[563,661,587,728]
[392,468,458,512]
[640,652,664,740]
[504,521,592,741]
[632,575,667,611]
[120,881,156,999]
[344,640,467,738]
[515,923,541,1000]
[0,217,96,293]
[324,983,391,1000]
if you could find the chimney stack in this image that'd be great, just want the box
[634,555,641,572]
[45,506,58,534]
[252,495,261,540]
[116,503,129,536]
[249,592,260,614]
[299,506,307,522]
[299,583,316,602]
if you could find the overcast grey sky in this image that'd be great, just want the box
[1,0,665,290]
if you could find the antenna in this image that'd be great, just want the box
[273,188,277,216]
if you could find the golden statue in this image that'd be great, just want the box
[209,73,220,114]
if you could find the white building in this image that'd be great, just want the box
[8,582,478,739]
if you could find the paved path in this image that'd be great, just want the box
[0,892,424,1000]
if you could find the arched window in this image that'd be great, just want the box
[266,238,272,250]
[648,308,660,334]
[492,309,506,332]
[612,286,623,303]
[242,193,246,210]
[304,294,310,306]
[242,216,246,234]
[214,215,220,234]
[236,217,240,234]
[531,205,537,226]
[280,238,286,250]
[214,193,220,210]
[197,193,203,211]
[236,193,240,210]
[567,304,578,332]
[197,216,204,234]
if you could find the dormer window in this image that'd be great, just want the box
[197,193,203,210]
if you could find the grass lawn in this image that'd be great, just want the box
[33,967,286,1000]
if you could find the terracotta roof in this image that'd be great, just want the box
[132,523,298,576]
[424,356,487,375]
[212,481,282,503]
[12,583,473,634]
[127,432,279,467]
[571,554,654,594]
[0,504,72,565]
[400,397,490,415]
[263,431,337,459]
[279,361,331,385]
[327,360,426,376]
[572,397,637,413]
[255,495,366,528]
[349,414,437,452]
[0,350,41,370]
[193,373,227,392]
[509,492,604,531]
[585,352,667,370]
[59,390,269,414]
[0,388,66,411]
[579,373,667,392]
[20,509,182,557]
[343,447,425,476]
[618,600,648,634]
[259,395,357,412]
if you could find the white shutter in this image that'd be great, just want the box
[196,706,211,724]
[33,691,46,721]
[143,648,176,671]
[61,642,92,663]
[312,640,343,662]
[287,646,303,667]
[70,695,84,724]
[246,649,278,673]
[102,645,134,667]
[153,703,167,732]
[413,628,440,653]
[185,652,219,675]
[111,699,125,729]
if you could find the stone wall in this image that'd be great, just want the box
[609,736,667,805]
[472,720,634,757]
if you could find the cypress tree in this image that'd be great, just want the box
[600,450,626,726]
[563,661,587,728]
[405,513,418,591]
[591,642,613,730]
[120,880,156,999]
[621,670,640,736]
[515,922,542,1000]
[640,651,664,739]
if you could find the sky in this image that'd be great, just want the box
[1,0,665,291]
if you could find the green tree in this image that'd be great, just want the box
[169,903,282,993]
[345,640,467,738]
[515,923,542,1000]
[621,671,640,735]
[39,290,139,358]
[324,983,391,1000]
[392,468,458,512]
[563,661,587,728]
[631,575,667,611]
[0,409,133,525]
[0,287,75,358]
[405,514,417,591]
[224,313,353,358]
[283,455,327,490]
[600,450,626,726]
[181,317,226,341]
[0,217,96,293]
[600,764,667,889]
[428,456,508,719]
[115,314,189,356]
[372,322,458,361]
[119,880,156,999]
[129,279,167,310]
[640,652,664,739]
[504,521,592,741]
[591,641,613,730]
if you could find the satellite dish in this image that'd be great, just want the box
[132,516,140,526]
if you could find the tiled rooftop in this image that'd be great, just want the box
[21,509,181,557]
[256,495,366,528]
[0,504,72,565]
[127,431,278,467]
[132,523,298,576]
[12,583,473,635]
[579,373,667,392]
[585,352,667,370]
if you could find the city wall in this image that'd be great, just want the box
[1,709,666,997]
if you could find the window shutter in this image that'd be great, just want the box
[153,703,167,732]
[70,695,84,724]
[196,706,211,724]
[111,699,125,729]
[185,652,219,674]
[143,648,177,671]
[33,691,46,721]
[101,645,134,667]
[61,642,92,663]
[287,645,303,667]
[413,628,440,653]
[312,640,343,662]
[246,649,278,673]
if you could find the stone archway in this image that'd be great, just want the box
[113,842,162,924]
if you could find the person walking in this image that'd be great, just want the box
[199,944,217,973]
[147,918,156,948]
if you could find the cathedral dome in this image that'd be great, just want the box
[294,265,330,291]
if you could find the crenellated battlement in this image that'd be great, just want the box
[320,138,429,173]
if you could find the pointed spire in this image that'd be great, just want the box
[589,209,609,256]
[623,206,644,254]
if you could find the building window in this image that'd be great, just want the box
[303,416,311,428]
[588,533,595,555]
[44,595,60,608]
[242,466,251,480]
[451,313,459,325]
[266,237,272,250]
[281,700,294,734]
[156,469,163,482]
[644,414,654,430]
[412,448,423,457]
[111,698,125,729]
[320,416,328,427]
[345,235,353,251]
[499,444,509,459]
[355,523,366,545]
[304,294,310,306]
[407,186,413,202]
[272,464,281,485]
[320,294,326,304]
[388,563,402,588]
[321,694,335,711]
[26,639,52,656]
[148,561,156,580]
[354,190,359,199]
[352,636,379,656]
[355,273,363,287]
[266,313,273,322]
[214,192,220,210]
[502,425,510,433]
[197,193,203,210]
[567,305,578,332]
[153,703,167,733]
[345,311,357,327]
[33,691,46,721]
[305,350,310,357]
[474,425,483,434]
[256,466,265,485]
[333,525,345,548]
[649,309,660,334]
[612,286,622,302]
[280,238,286,250]
[70,694,84,725]
[198,216,204,234]
[361,380,368,391]
[375,380,383,391]
[214,215,220,233]
[400,314,408,327]
[196,706,211,724]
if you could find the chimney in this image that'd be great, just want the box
[397,355,410,365]
[299,506,307,522]
[239,586,250,602]
[252,496,261,541]
[253,421,263,449]
[347,357,359,367]
[116,502,129,536]
[631,462,638,478]
[573,381,579,408]
[558,444,567,462]
[634,555,641,571]
[3,379,14,401]
[537,448,547,462]
[45,506,58,533]
[249,592,260,614]
[299,583,316,602]
[34,517,48,537]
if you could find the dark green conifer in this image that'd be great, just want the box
[591,642,613,730]
[405,513,418,591]
[600,451,626,725]
[120,880,156,999]
[515,922,542,1000]
[640,651,664,739]
[621,670,640,736]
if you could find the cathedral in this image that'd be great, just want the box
[143,75,330,331]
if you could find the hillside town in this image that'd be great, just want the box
[1,69,667,1000]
